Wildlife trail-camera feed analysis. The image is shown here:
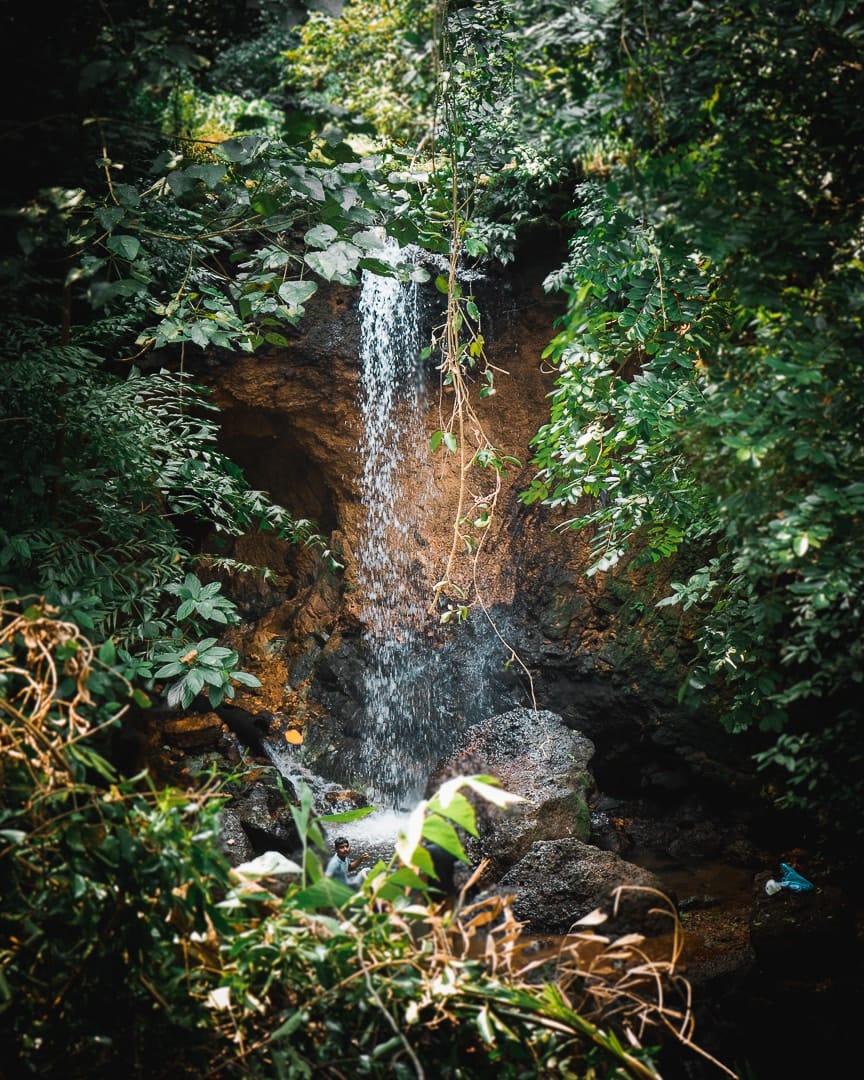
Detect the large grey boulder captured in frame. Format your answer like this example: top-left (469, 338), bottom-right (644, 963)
top-left (496, 838), bottom-right (666, 934)
top-left (426, 707), bottom-right (596, 879)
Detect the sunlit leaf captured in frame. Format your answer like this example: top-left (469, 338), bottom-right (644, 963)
top-left (294, 878), bottom-right (355, 909)
top-left (395, 800), bottom-right (427, 867)
top-left (420, 816), bottom-right (467, 861)
top-left (278, 280), bottom-right (318, 309)
top-left (427, 790), bottom-right (477, 835)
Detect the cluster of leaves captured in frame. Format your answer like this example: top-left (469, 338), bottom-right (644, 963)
top-left (515, 1), bottom-right (864, 835)
top-left (0, 318), bottom-right (316, 706)
top-left (150, 573), bottom-right (263, 709)
top-left (48, 124), bottom-right (429, 352)
top-left (434, 0), bottom-right (592, 260)
top-left (1, 600), bottom-right (726, 1078)
top-left (523, 183), bottom-right (723, 575)
top-left (1, 0), bottom-right (448, 721)
top-left (0, 599), bottom-right (239, 1075)
top-left (283, 0), bottom-right (439, 151)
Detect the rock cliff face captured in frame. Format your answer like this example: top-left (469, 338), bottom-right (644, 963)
top-left (188, 251), bottom-right (753, 812)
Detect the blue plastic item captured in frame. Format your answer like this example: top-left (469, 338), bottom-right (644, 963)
top-left (764, 862), bottom-right (816, 896)
top-left (778, 862), bottom-right (815, 892)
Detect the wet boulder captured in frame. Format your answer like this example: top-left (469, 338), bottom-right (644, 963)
top-left (228, 779), bottom-right (301, 857)
top-left (493, 837), bottom-right (666, 935)
top-left (217, 806), bottom-right (256, 867)
top-left (426, 707), bottom-right (596, 879)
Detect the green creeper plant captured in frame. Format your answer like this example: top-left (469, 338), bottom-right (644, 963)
top-left (140, 574), bottom-right (262, 709)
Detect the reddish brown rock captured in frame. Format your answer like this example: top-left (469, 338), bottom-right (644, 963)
top-left (160, 711), bottom-right (224, 750)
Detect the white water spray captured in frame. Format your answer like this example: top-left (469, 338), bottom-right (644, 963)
top-left (355, 250), bottom-right (444, 807)
top-left (356, 257), bottom-right (426, 638)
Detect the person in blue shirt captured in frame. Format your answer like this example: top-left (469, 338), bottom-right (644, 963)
top-left (325, 836), bottom-right (370, 886)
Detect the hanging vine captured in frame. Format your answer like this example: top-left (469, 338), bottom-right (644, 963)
top-left (424, 1), bottom-right (536, 702)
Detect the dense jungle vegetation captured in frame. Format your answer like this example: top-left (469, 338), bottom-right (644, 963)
top-left (1, 1), bottom-right (862, 1076)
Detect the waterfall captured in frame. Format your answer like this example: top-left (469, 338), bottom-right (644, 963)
top-left (261, 246), bottom-right (510, 814)
top-left (351, 247), bottom-right (513, 808)
top-left (356, 260), bottom-right (426, 641)
top-left (355, 254), bottom-right (440, 808)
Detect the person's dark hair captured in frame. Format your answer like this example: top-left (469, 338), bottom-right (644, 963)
top-left (334, 836), bottom-right (349, 847)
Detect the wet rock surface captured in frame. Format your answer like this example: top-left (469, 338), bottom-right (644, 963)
top-left (426, 707), bottom-right (596, 879)
top-left (493, 837), bottom-right (665, 934)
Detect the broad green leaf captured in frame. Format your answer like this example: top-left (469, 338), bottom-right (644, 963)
top-left (199, 646), bottom-right (233, 659)
top-left (186, 667), bottom-right (206, 696)
top-left (383, 865), bottom-right (429, 891)
top-left (476, 1004), bottom-right (495, 1044)
top-left (186, 163), bottom-right (226, 189)
top-left (278, 280), bottom-right (318, 308)
top-left (351, 228), bottom-right (387, 250)
top-left (165, 673), bottom-right (186, 708)
top-left (293, 878), bottom-right (354, 909)
top-left (304, 241), bottom-right (362, 284)
top-left (106, 235), bottom-right (141, 261)
top-left (153, 661), bottom-right (185, 679)
top-left (269, 1009), bottom-right (308, 1041)
top-left (95, 207), bottom-right (125, 230)
top-left (231, 671), bottom-right (263, 688)
top-left (213, 134), bottom-right (268, 163)
top-left (420, 816), bottom-right (466, 861)
top-left (318, 806), bottom-right (376, 823)
top-left (304, 223), bottom-right (338, 249)
top-left (427, 790), bottom-right (477, 836)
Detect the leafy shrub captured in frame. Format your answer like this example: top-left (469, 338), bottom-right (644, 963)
top-left (284, 0), bottom-right (438, 149)
top-left (0, 599), bottom-right (728, 1079)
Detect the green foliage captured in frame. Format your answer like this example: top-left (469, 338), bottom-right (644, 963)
top-left (284, 0), bottom-right (438, 149)
top-left (2, 602), bottom-right (700, 1078)
top-left (150, 571), bottom-right (264, 710)
top-left (436, 0), bottom-right (588, 259)
top-left (518, 1), bottom-right (864, 833)
top-left (164, 82), bottom-right (287, 144)
top-left (204, 3), bottom-right (297, 102)
top-left (523, 184), bottom-right (723, 574)
top-left (0, 599), bottom-right (234, 1072)
top-left (0, 325), bottom-right (317, 650)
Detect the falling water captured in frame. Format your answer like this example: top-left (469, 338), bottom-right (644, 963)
top-left (356, 258), bottom-right (426, 639)
top-left (355, 253), bottom-right (442, 808)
